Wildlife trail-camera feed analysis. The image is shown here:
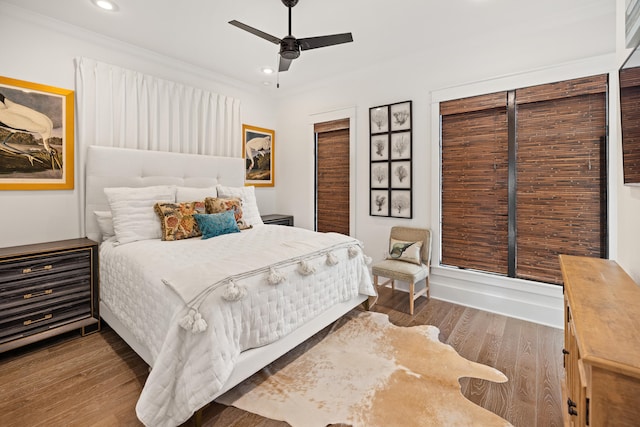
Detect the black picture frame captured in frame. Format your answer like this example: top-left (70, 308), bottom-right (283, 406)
top-left (390, 101), bottom-right (412, 131)
top-left (369, 105), bottom-right (389, 134)
top-left (369, 100), bottom-right (412, 218)
top-left (370, 189), bottom-right (389, 217)
top-left (371, 162), bottom-right (389, 188)
top-left (370, 134), bottom-right (389, 161)
top-left (390, 190), bottom-right (412, 218)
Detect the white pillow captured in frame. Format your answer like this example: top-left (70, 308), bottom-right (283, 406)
top-left (94, 210), bottom-right (115, 241)
top-left (216, 185), bottom-right (264, 226)
top-left (104, 185), bottom-right (177, 245)
top-left (176, 186), bottom-right (217, 202)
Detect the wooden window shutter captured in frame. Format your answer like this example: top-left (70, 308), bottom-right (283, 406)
top-left (315, 119), bottom-right (350, 235)
top-left (620, 66), bottom-right (640, 184)
top-left (440, 75), bottom-right (607, 285)
top-left (441, 92), bottom-right (510, 274)
top-left (515, 75), bottom-right (607, 284)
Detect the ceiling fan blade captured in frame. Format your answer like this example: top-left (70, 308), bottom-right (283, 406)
top-left (298, 33), bottom-right (353, 50)
top-left (279, 56), bottom-right (293, 72)
top-left (228, 20), bottom-right (281, 44)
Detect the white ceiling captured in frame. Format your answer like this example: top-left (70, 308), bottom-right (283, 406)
top-left (2, 0), bottom-right (616, 92)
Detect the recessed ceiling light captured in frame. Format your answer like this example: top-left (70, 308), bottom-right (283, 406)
top-left (92, 0), bottom-right (119, 11)
top-left (261, 67), bottom-right (274, 75)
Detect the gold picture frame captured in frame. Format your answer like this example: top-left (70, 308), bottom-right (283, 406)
top-left (242, 124), bottom-right (274, 187)
top-left (0, 76), bottom-right (74, 190)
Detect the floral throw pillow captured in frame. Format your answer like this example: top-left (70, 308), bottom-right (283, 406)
top-left (154, 201), bottom-right (206, 241)
top-left (204, 197), bottom-right (251, 230)
top-left (215, 185), bottom-right (264, 226)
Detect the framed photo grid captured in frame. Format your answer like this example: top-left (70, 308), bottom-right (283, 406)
top-left (369, 100), bottom-right (412, 218)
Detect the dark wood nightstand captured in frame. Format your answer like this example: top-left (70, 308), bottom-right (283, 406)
top-left (261, 214), bottom-right (294, 226)
top-left (0, 238), bottom-right (100, 353)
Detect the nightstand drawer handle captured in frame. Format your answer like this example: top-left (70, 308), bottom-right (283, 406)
top-left (23, 289), bottom-right (53, 299)
top-left (23, 313), bottom-right (53, 326)
top-left (22, 265), bottom-right (53, 274)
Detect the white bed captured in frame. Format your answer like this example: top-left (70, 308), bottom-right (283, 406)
top-left (84, 145), bottom-right (375, 427)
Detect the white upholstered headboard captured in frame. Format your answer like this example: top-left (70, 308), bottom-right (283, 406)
top-left (85, 145), bottom-right (244, 242)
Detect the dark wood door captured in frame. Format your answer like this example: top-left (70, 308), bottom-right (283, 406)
top-left (315, 119), bottom-right (350, 235)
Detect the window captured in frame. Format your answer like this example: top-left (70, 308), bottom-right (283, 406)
top-left (440, 75), bottom-right (607, 284)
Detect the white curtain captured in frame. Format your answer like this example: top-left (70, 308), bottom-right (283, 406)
top-left (75, 57), bottom-right (242, 235)
top-left (75, 57), bottom-right (241, 156)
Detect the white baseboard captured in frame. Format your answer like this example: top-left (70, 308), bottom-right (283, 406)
top-left (431, 266), bottom-right (564, 329)
top-left (389, 266), bottom-right (565, 329)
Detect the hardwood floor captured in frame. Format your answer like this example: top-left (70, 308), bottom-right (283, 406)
top-left (0, 287), bottom-right (564, 427)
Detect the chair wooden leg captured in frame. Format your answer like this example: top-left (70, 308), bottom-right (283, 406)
top-left (374, 275), bottom-right (378, 287)
top-left (391, 279), bottom-right (395, 292)
top-left (426, 277), bottom-right (430, 299)
top-left (409, 281), bottom-right (415, 315)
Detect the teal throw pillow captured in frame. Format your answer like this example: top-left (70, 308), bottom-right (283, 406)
top-left (194, 211), bottom-right (240, 239)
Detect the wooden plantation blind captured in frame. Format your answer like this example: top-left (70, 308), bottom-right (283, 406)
top-left (441, 92), bottom-right (509, 274)
top-left (315, 119), bottom-right (350, 235)
top-left (515, 75), bottom-right (607, 284)
top-left (619, 66), bottom-right (640, 184)
top-left (440, 75), bottom-right (607, 285)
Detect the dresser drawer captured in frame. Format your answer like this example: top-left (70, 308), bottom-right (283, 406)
top-left (0, 294), bottom-right (92, 344)
top-left (0, 250), bottom-right (91, 288)
top-left (0, 274), bottom-right (91, 309)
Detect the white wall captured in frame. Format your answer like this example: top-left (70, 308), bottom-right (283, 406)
top-left (0, 3), bottom-right (277, 248)
top-left (274, 7), bottom-right (622, 327)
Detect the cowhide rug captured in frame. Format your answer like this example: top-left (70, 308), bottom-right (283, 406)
top-left (217, 311), bottom-right (512, 427)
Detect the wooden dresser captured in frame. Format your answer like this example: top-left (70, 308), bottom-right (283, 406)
top-left (559, 255), bottom-right (640, 427)
top-left (0, 238), bottom-right (99, 353)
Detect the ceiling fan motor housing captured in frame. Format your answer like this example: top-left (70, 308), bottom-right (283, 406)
top-left (280, 36), bottom-right (301, 59)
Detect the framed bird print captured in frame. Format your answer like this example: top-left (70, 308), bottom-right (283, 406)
top-left (242, 124), bottom-right (275, 187)
top-left (0, 76), bottom-right (74, 190)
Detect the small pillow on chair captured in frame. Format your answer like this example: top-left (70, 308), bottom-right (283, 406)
top-left (388, 238), bottom-right (423, 265)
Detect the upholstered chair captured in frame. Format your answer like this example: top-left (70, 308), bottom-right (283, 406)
top-left (371, 226), bottom-right (432, 315)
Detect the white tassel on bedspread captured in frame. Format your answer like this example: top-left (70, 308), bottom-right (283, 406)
top-left (267, 267), bottom-right (286, 285)
top-left (222, 280), bottom-right (247, 302)
top-left (326, 252), bottom-right (339, 266)
top-left (297, 260), bottom-right (316, 275)
top-left (192, 312), bottom-right (207, 333)
top-left (179, 309), bottom-right (196, 331)
top-left (179, 309), bottom-right (209, 333)
top-left (348, 246), bottom-right (360, 258)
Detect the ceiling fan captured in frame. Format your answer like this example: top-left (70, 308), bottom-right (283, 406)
top-left (229, 0), bottom-right (353, 73)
